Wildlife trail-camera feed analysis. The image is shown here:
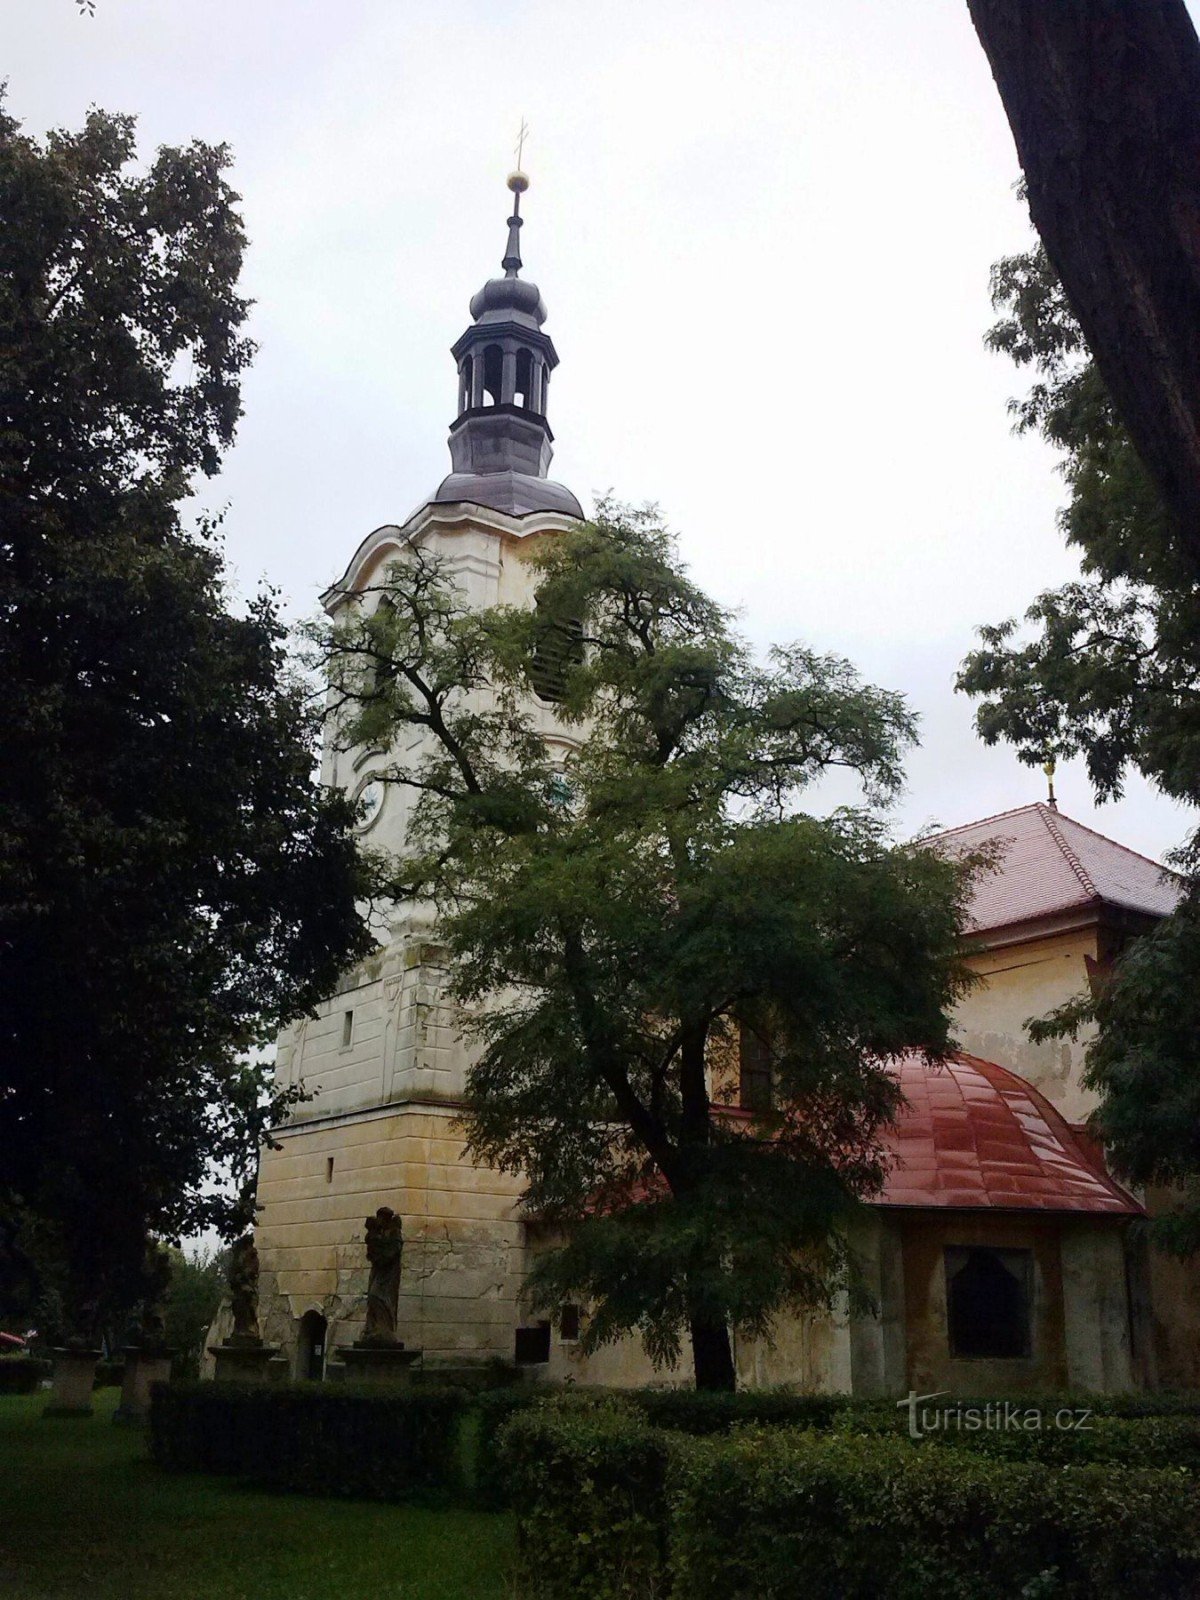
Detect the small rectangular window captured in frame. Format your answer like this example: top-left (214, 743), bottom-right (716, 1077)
top-left (945, 1246), bottom-right (1033, 1359)
top-left (739, 1023), bottom-right (773, 1113)
top-left (559, 1304), bottom-right (581, 1343)
top-left (325, 1157), bottom-right (335, 1185)
top-left (341, 1009), bottom-right (354, 1048)
top-left (514, 1323), bottom-right (551, 1364)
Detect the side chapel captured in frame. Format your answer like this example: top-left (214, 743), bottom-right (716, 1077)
top-left (238, 172), bottom-right (1200, 1395)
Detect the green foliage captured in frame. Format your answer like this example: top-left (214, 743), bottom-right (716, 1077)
top-left (1076, 904), bottom-right (1200, 1253)
top-left (149, 1382), bottom-right (467, 1502)
top-left (958, 228), bottom-right (1200, 1253)
top-left (499, 1403), bottom-right (670, 1599)
top-left (0, 98), bottom-right (372, 1337)
top-left (961, 237), bottom-right (1199, 803)
top-left (668, 1425), bottom-right (1200, 1600)
top-left (319, 502), bottom-right (977, 1385)
top-left (161, 1247), bottom-right (227, 1380)
top-left (496, 1404), bottom-right (1200, 1599)
top-left (469, 1387), bottom-right (540, 1510)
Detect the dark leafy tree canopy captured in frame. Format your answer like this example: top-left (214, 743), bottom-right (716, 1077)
top-left (960, 236), bottom-right (1200, 815)
top-left (958, 224), bottom-right (1200, 1252)
top-left (0, 99), bottom-right (371, 1335)
top-left (322, 504), bottom-right (975, 1387)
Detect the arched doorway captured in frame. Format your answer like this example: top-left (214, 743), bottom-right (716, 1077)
top-left (297, 1310), bottom-right (327, 1380)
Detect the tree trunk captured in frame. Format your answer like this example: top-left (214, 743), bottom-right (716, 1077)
top-left (689, 1313), bottom-right (736, 1392)
top-left (967, 0), bottom-right (1200, 574)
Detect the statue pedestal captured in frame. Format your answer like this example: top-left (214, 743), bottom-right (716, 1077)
top-left (114, 1347), bottom-right (174, 1424)
top-left (209, 1339), bottom-right (282, 1384)
top-left (44, 1348), bottom-right (101, 1418)
top-left (332, 1343), bottom-right (422, 1386)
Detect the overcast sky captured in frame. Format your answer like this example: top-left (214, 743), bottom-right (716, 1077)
top-left (9, 0), bottom-right (1196, 864)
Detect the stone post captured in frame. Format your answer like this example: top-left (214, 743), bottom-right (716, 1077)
top-left (114, 1347), bottom-right (174, 1424)
top-left (44, 1349), bottom-right (101, 1418)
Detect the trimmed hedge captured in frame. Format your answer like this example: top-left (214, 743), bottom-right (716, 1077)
top-left (501, 1403), bottom-right (670, 1600)
top-left (498, 1408), bottom-right (1200, 1600)
top-left (142, 1375), bottom-right (1200, 1525)
top-left (629, 1387), bottom-right (854, 1435)
top-left (670, 1426), bottom-right (1200, 1600)
top-left (461, 1386), bottom-right (1200, 1510)
top-left (0, 1356), bottom-right (51, 1394)
top-left (149, 1382), bottom-right (466, 1502)
top-left (471, 1386), bottom-right (541, 1509)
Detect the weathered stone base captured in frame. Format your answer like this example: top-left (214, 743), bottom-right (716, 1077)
top-left (209, 1341), bottom-right (283, 1384)
top-left (114, 1348), bottom-right (174, 1424)
top-left (331, 1344), bottom-right (422, 1385)
top-left (44, 1349), bottom-right (101, 1418)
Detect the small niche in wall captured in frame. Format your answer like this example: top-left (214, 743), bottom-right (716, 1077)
top-left (326, 1157), bottom-right (335, 1185)
top-left (341, 1009), bottom-right (354, 1048)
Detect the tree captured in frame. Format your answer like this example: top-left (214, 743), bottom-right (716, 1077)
top-left (958, 231), bottom-right (1200, 1251)
top-left (321, 504), bottom-right (974, 1389)
top-left (0, 100), bottom-right (372, 1339)
top-left (966, 0), bottom-right (1200, 575)
top-left (162, 1246), bottom-right (228, 1378)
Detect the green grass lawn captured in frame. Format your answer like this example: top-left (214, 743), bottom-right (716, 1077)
top-left (0, 1390), bottom-right (515, 1600)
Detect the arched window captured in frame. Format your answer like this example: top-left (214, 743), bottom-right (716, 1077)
top-left (297, 1310), bottom-right (327, 1380)
top-left (482, 344), bottom-right (503, 407)
top-left (459, 355), bottom-right (473, 414)
top-left (945, 1247), bottom-right (1032, 1359)
top-left (370, 596), bottom-right (397, 699)
top-left (515, 349), bottom-right (534, 410)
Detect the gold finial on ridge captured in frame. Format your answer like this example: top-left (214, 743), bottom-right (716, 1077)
top-left (1042, 757), bottom-right (1058, 810)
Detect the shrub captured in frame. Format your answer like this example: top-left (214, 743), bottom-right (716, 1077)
top-left (929, 1413), bottom-right (1200, 1470)
top-left (668, 1426), bottom-right (1200, 1600)
top-left (834, 1405), bottom-right (1200, 1470)
top-left (499, 1402), bottom-right (671, 1599)
top-left (470, 1387), bottom-right (541, 1508)
top-left (0, 1356), bottom-right (51, 1394)
top-left (149, 1382), bottom-right (466, 1502)
top-left (628, 1387), bottom-right (853, 1436)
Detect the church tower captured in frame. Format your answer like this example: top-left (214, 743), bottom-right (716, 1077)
top-left (246, 170), bottom-right (583, 1378)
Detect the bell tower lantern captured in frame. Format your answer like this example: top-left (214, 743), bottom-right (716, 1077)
top-left (434, 168), bottom-right (581, 518)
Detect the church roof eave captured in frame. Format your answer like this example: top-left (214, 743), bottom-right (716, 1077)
top-left (321, 498), bottom-right (583, 611)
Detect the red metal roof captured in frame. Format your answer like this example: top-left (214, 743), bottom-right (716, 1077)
top-left (877, 1052), bottom-right (1142, 1215)
top-left (928, 803), bottom-right (1181, 935)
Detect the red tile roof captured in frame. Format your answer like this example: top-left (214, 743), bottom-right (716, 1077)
top-left (927, 803), bottom-right (1181, 935)
top-left (878, 1052), bottom-right (1142, 1215)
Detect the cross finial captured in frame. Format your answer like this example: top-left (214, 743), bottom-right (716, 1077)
top-left (504, 121), bottom-right (531, 275)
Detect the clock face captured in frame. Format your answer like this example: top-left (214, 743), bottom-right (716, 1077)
top-left (355, 777), bottom-right (384, 831)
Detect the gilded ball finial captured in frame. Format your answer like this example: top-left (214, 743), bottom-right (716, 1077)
top-left (1042, 756), bottom-right (1058, 808)
top-left (507, 170), bottom-right (530, 195)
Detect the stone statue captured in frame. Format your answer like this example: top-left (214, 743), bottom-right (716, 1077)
top-left (137, 1242), bottom-right (172, 1351)
top-left (361, 1207), bottom-right (404, 1346)
top-left (228, 1233), bottom-right (261, 1345)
